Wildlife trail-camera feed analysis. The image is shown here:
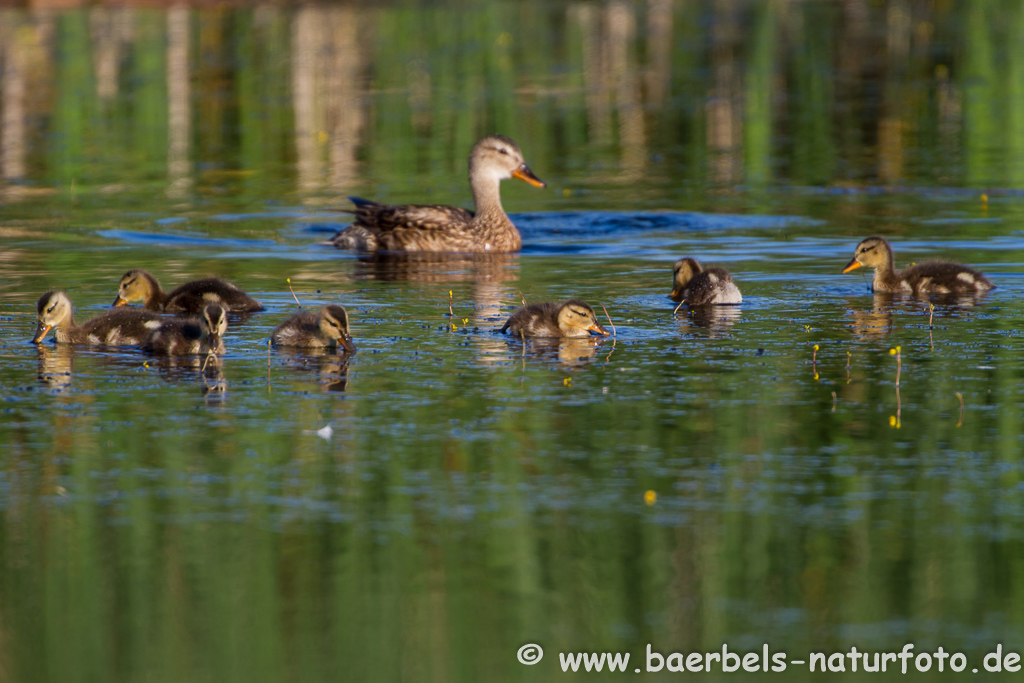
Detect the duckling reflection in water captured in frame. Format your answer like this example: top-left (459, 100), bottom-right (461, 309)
top-left (142, 304), bottom-right (227, 356)
top-left (114, 269), bottom-right (265, 314)
top-left (676, 305), bottom-right (742, 338)
top-left (32, 290), bottom-right (164, 345)
top-left (849, 294), bottom-right (895, 340)
top-left (36, 344), bottom-right (74, 389)
top-left (271, 305), bottom-right (356, 352)
top-left (842, 236), bottom-right (994, 297)
top-left (670, 258), bottom-right (742, 306)
top-left (274, 346), bottom-right (353, 392)
top-left (501, 299), bottom-right (610, 338)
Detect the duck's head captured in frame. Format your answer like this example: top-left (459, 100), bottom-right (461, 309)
top-left (557, 299), bottom-right (610, 338)
top-left (113, 269), bottom-right (160, 307)
top-left (671, 257), bottom-right (703, 299)
top-left (843, 236), bottom-right (893, 273)
top-left (469, 135), bottom-right (546, 189)
top-left (33, 290), bottom-right (73, 343)
top-left (201, 304), bottom-right (228, 345)
top-left (319, 305), bottom-right (357, 353)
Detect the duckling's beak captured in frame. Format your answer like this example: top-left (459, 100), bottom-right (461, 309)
top-left (842, 257), bottom-right (863, 274)
top-left (32, 322), bottom-right (52, 344)
top-left (339, 335), bottom-right (357, 354)
top-left (112, 295), bottom-right (128, 307)
top-left (670, 288), bottom-right (681, 300)
top-left (511, 164), bottom-right (546, 188)
top-left (207, 333), bottom-right (221, 347)
top-left (588, 323), bottom-right (611, 337)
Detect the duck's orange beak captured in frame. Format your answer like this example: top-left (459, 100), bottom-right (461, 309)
top-left (670, 289), bottom-right (681, 300)
top-left (32, 322), bottom-right (52, 344)
top-left (588, 323), bottom-right (611, 337)
top-left (511, 164), bottom-right (546, 188)
top-left (842, 258), bottom-right (863, 274)
top-left (339, 335), bottom-right (357, 354)
top-left (112, 295), bottom-right (128, 307)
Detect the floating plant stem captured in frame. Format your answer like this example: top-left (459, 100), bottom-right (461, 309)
top-left (518, 290), bottom-right (527, 306)
top-left (812, 344), bottom-right (819, 381)
top-left (890, 345), bottom-right (902, 387)
top-left (448, 290), bottom-right (454, 317)
top-left (928, 303), bottom-right (935, 329)
top-left (831, 391), bottom-right (837, 412)
top-left (956, 392), bottom-right (964, 428)
top-left (601, 304), bottom-right (616, 337)
top-left (672, 300), bottom-right (685, 316)
top-left (287, 278), bottom-right (302, 307)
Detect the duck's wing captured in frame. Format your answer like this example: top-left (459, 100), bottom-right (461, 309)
top-left (164, 278), bottom-right (264, 314)
top-left (902, 261), bottom-right (995, 295)
top-left (349, 197), bottom-right (475, 232)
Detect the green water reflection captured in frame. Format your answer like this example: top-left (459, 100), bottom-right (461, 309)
top-left (3, 2), bottom-right (1024, 682)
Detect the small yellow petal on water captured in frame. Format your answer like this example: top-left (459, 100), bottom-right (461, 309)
top-left (813, 344), bottom-right (819, 352)
top-left (563, 377), bottom-right (572, 387)
top-left (889, 415), bottom-right (897, 427)
top-left (890, 348), bottom-right (896, 355)
top-left (563, 188), bottom-right (571, 197)
top-left (317, 130), bottom-right (328, 144)
top-left (644, 490), bottom-right (657, 506)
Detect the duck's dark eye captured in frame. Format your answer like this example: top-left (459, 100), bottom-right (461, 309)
top-left (499, 148), bottom-right (508, 155)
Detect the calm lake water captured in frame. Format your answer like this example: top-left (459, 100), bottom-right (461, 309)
top-left (3, 1), bottom-right (1024, 680)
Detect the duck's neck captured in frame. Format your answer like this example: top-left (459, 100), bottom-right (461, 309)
top-left (55, 313), bottom-right (80, 343)
top-left (470, 174), bottom-right (508, 222)
top-left (873, 243), bottom-right (902, 292)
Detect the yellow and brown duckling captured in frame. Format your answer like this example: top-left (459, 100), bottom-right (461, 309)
top-left (32, 290), bottom-right (164, 345)
top-left (670, 258), bottom-right (742, 305)
top-left (271, 305), bottom-right (356, 353)
top-left (842, 236), bottom-right (994, 296)
top-left (142, 303), bottom-right (228, 356)
top-left (113, 269), bottom-right (264, 314)
top-left (501, 299), bottom-right (611, 338)
top-left (327, 135), bottom-right (545, 253)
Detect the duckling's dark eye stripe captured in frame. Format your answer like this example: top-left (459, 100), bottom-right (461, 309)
top-left (570, 308), bottom-right (587, 316)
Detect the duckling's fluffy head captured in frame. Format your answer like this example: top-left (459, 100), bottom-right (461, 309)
top-left (33, 290), bottom-right (73, 343)
top-left (671, 257), bottom-right (703, 298)
top-left (114, 269), bottom-right (161, 307)
top-left (318, 305), bottom-right (357, 353)
top-left (556, 299), bottom-right (611, 338)
top-left (201, 304), bottom-right (228, 342)
top-left (843, 236), bottom-right (893, 273)
top-left (468, 135), bottom-right (545, 188)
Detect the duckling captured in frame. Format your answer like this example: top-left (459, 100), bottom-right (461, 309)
top-left (142, 304), bottom-right (228, 356)
top-left (670, 258), bottom-right (742, 305)
top-left (842, 236), bottom-right (994, 296)
top-left (500, 299), bottom-right (611, 338)
top-left (327, 135), bottom-right (545, 253)
top-left (32, 290), bottom-right (165, 345)
top-left (271, 305), bottom-right (356, 353)
top-left (113, 269), bottom-right (264, 314)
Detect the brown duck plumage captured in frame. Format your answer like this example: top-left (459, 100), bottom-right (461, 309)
top-left (113, 269), bottom-right (264, 314)
top-left (271, 305), bottom-right (356, 353)
top-left (501, 298), bottom-right (611, 338)
top-left (327, 135), bottom-right (545, 253)
top-left (842, 236), bottom-right (994, 296)
top-left (670, 257), bottom-right (742, 305)
top-left (142, 304), bottom-right (228, 356)
top-left (32, 290), bottom-right (164, 345)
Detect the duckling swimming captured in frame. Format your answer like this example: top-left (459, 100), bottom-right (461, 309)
top-left (500, 299), bottom-right (610, 338)
top-left (670, 258), bottom-right (742, 305)
top-left (113, 269), bottom-right (264, 314)
top-left (271, 305), bottom-right (356, 353)
top-left (142, 303), bottom-right (227, 356)
top-left (327, 135), bottom-right (545, 253)
top-left (842, 236), bottom-right (994, 296)
top-left (32, 290), bottom-right (164, 345)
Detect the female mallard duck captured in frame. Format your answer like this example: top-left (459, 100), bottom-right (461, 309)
top-left (113, 269), bottom-right (264, 314)
top-left (842, 236), bottom-right (994, 296)
top-left (32, 290), bottom-right (164, 345)
top-left (327, 135), bottom-right (545, 253)
top-left (271, 305), bottom-right (356, 353)
top-left (142, 303), bottom-right (227, 355)
top-left (500, 299), bottom-right (611, 338)
top-left (670, 258), bottom-right (742, 305)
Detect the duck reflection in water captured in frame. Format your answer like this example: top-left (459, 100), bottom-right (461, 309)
top-left (507, 336), bottom-right (610, 369)
top-left (849, 294), bottom-right (895, 340)
top-left (674, 305), bottom-right (742, 338)
top-left (36, 344), bottom-right (74, 389)
top-left (273, 347), bottom-right (352, 392)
